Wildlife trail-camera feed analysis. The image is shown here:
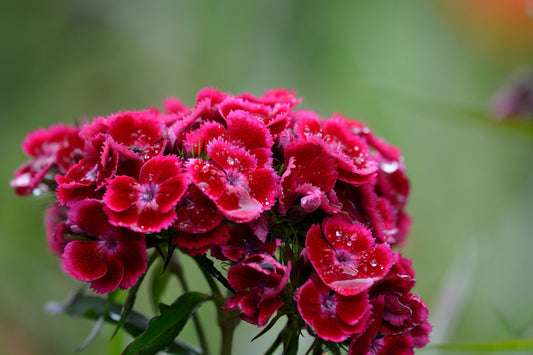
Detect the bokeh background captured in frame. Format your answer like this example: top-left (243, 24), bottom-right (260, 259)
top-left (1, 1), bottom-right (533, 354)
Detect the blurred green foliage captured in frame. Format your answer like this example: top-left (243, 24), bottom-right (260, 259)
top-left (1, 1), bottom-right (532, 354)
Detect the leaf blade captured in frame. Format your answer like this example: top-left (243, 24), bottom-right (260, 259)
top-left (122, 292), bottom-right (211, 355)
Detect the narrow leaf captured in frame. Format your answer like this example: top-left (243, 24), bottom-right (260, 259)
top-left (282, 328), bottom-right (299, 355)
top-left (122, 292), bottom-right (211, 355)
top-left (77, 315), bottom-right (105, 351)
top-left (112, 252), bottom-right (158, 338)
top-left (150, 261), bottom-right (172, 313)
top-left (46, 292), bottom-right (202, 355)
top-left (193, 254), bottom-right (235, 293)
top-left (251, 313), bottom-right (283, 342)
top-left (431, 337), bottom-right (533, 351)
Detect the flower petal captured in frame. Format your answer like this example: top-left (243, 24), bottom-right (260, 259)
top-left (104, 176), bottom-right (140, 212)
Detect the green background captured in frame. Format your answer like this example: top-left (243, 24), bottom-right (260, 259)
top-left (1, 1), bottom-right (532, 354)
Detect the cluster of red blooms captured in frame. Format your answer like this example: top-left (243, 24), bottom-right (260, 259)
top-left (12, 88), bottom-right (431, 354)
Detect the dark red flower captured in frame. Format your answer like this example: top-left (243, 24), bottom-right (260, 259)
top-left (44, 204), bottom-right (70, 256)
top-left (210, 223), bottom-right (280, 262)
top-left (174, 223), bottom-right (231, 256)
top-left (349, 297), bottom-right (421, 355)
top-left (224, 254), bottom-right (291, 326)
top-left (104, 155), bottom-right (189, 232)
top-left (174, 184), bottom-right (223, 233)
top-left (306, 215), bottom-right (394, 296)
top-left (296, 275), bottom-right (370, 342)
top-left (61, 199), bottom-right (146, 294)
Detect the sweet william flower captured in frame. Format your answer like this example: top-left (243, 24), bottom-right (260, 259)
top-left (12, 87), bottom-right (431, 355)
top-left (296, 275), bottom-right (370, 342)
top-left (104, 155), bottom-right (189, 233)
top-left (11, 124), bottom-right (84, 195)
top-left (187, 138), bottom-right (278, 223)
top-left (62, 199), bottom-right (146, 294)
top-left (306, 214), bottom-right (394, 296)
top-left (224, 254), bottom-right (291, 326)
top-left (279, 138), bottom-right (339, 214)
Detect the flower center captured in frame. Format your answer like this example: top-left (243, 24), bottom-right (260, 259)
top-left (321, 293), bottom-right (337, 314)
top-left (140, 183), bottom-right (158, 203)
top-left (335, 249), bottom-right (355, 266)
top-left (225, 169), bottom-right (242, 186)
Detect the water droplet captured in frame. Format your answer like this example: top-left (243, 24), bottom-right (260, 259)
top-left (350, 234), bottom-right (357, 241)
top-left (346, 241), bottom-right (352, 246)
top-left (370, 259), bottom-right (378, 267)
top-left (227, 157), bottom-right (235, 165)
top-left (380, 161), bottom-right (399, 174)
top-left (335, 230), bottom-right (342, 237)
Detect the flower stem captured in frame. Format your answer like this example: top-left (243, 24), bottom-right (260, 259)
top-left (168, 255), bottom-right (211, 355)
top-left (216, 296), bottom-right (240, 355)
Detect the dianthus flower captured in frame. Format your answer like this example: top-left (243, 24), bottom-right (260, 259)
top-left (224, 254), bottom-right (291, 326)
top-left (12, 87), bottom-right (431, 355)
top-left (61, 199), bottom-right (147, 294)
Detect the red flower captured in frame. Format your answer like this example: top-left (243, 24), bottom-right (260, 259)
top-left (279, 138), bottom-right (339, 214)
top-left (210, 223), bottom-right (280, 262)
top-left (187, 139), bottom-right (277, 223)
top-left (306, 215), bottom-right (394, 296)
top-left (295, 114), bottom-right (378, 185)
top-left (224, 254), bottom-right (291, 326)
top-left (296, 276), bottom-right (370, 342)
top-left (11, 124), bottom-right (83, 195)
top-left (174, 223), bottom-right (231, 256)
top-left (104, 155), bottom-right (189, 232)
top-left (61, 200), bottom-right (146, 294)
top-left (348, 297), bottom-right (425, 355)
top-left (44, 204), bottom-right (69, 256)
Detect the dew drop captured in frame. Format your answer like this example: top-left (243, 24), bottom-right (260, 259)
top-left (370, 259), bottom-right (378, 267)
top-left (380, 161), bottom-right (399, 174)
top-left (346, 241), bottom-right (352, 247)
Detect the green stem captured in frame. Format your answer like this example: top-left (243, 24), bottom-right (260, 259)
top-left (168, 255), bottom-right (211, 355)
top-left (216, 293), bottom-right (240, 355)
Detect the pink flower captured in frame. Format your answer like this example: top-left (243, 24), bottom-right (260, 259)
top-left (296, 276), bottom-right (370, 342)
top-left (11, 124), bottom-right (83, 195)
top-left (224, 254), bottom-right (291, 326)
top-left (306, 215), bottom-right (394, 296)
top-left (62, 199), bottom-right (146, 294)
top-left (187, 139), bottom-right (277, 223)
top-left (104, 155), bottom-right (189, 232)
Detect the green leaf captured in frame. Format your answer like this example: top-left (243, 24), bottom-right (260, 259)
top-left (150, 261), bottom-right (172, 313)
top-left (122, 292), bottom-right (211, 355)
top-left (193, 254), bottom-right (235, 294)
top-left (431, 338), bottom-right (533, 351)
top-left (46, 292), bottom-right (203, 355)
top-left (251, 313), bottom-right (283, 342)
top-left (282, 328), bottom-right (299, 355)
top-left (112, 252), bottom-right (158, 339)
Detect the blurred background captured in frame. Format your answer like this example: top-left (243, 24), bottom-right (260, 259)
top-left (1, 0), bottom-right (533, 354)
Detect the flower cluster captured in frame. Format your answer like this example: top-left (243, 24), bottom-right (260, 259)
top-left (12, 88), bottom-right (431, 354)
